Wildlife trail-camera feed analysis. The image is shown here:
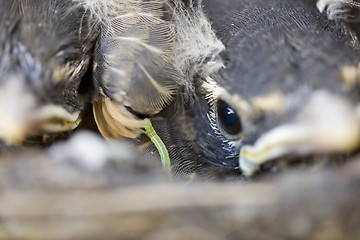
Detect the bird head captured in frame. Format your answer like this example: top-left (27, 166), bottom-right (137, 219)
top-left (0, 0), bottom-right (98, 145)
top-left (199, 0), bottom-right (360, 177)
top-left (146, 0), bottom-right (360, 179)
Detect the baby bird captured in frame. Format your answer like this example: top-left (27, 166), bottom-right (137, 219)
top-left (0, 0), bottom-right (98, 145)
top-left (142, 0), bottom-right (360, 178)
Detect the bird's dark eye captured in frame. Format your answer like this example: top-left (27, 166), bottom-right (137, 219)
top-left (216, 99), bottom-right (242, 137)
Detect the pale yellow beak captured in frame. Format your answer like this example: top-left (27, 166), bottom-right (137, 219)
top-left (0, 80), bottom-right (81, 145)
top-left (239, 90), bottom-right (360, 176)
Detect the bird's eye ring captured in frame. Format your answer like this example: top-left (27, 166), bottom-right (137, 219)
top-left (216, 99), bottom-right (242, 138)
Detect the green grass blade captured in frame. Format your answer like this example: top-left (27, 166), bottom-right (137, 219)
top-left (144, 119), bottom-right (172, 177)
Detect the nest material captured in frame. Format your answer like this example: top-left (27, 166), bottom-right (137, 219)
top-left (0, 147), bottom-right (359, 239)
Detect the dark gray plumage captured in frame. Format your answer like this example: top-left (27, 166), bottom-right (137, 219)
top-left (0, 0), bottom-right (98, 145)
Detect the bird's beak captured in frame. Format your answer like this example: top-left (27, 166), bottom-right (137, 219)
top-left (239, 90), bottom-right (360, 176)
top-left (0, 80), bottom-right (81, 145)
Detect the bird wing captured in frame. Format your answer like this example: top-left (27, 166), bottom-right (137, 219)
top-left (90, 1), bottom-right (183, 138)
top-left (90, 0), bottom-right (224, 139)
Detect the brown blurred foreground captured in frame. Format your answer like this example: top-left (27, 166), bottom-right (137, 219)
top-left (0, 142), bottom-right (359, 240)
